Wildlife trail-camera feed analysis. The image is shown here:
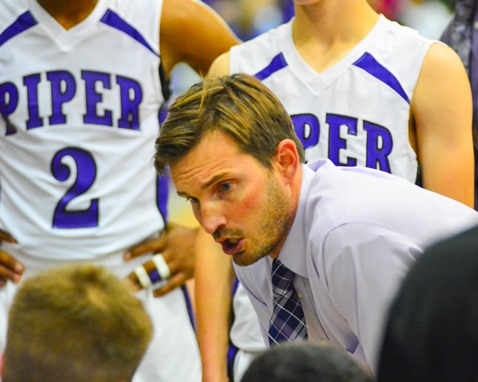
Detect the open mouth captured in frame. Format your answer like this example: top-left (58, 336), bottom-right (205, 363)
top-left (221, 238), bottom-right (244, 255)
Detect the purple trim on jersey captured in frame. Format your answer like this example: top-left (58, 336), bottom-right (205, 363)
top-left (181, 285), bottom-right (197, 331)
top-left (227, 344), bottom-right (240, 381)
top-left (227, 278), bottom-right (241, 381)
top-left (156, 175), bottom-right (169, 224)
top-left (232, 278), bottom-right (240, 295)
top-left (255, 53), bottom-right (288, 81)
top-left (353, 52), bottom-right (410, 104)
top-left (0, 11), bottom-right (37, 47)
top-left (100, 9), bottom-right (159, 57)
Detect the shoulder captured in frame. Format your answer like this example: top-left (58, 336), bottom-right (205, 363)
top-left (421, 41), bottom-right (466, 74)
top-left (0, 0), bottom-right (29, 28)
top-left (368, 16), bottom-right (434, 58)
top-left (229, 23), bottom-right (288, 74)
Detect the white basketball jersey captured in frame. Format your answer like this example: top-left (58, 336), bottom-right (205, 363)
top-left (0, 0), bottom-right (166, 260)
top-left (230, 15), bottom-right (435, 182)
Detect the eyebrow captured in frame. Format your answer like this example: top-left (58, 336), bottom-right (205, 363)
top-left (176, 173), bottom-right (229, 199)
top-left (202, 174), bottom-right (226, 190)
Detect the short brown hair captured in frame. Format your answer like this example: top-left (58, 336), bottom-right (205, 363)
top-left (155, 73), bottom-right (305, 174)
top-left (3, 264), bottom-right (153, 382)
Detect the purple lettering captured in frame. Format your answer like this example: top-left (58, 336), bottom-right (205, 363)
top-left (47, 71), bottom-right (76, 125)
top-left (82, 70), bottom-right (113, 127)
top-left (327, 114), bottom-right (358, 166)
top-left (116, 75), bottom-right (142, 130)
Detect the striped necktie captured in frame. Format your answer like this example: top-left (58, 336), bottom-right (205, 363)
top-left (268, 259), bottom-right (308, 345)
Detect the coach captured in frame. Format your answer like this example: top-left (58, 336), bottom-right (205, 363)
top-left (153, 73), bottom-right (478, 374)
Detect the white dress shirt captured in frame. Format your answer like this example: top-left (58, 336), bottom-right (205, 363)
top-left (234, 159), bottom-right (478, 372)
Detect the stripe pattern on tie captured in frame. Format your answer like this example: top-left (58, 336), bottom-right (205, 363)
top-left (268, 259), bottom-right (307, 346)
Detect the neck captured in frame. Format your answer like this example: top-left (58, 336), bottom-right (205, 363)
top-left (293, 0), bottom-right (379, 40)
top-left (36, 0), bottom-right (99, 29)
top-left (292, 0), bottom-right (379, 72)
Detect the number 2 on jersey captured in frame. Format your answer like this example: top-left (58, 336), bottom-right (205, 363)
top-left (50, 147), bottom-right (99, 229)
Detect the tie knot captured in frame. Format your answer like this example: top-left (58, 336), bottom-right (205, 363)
top-left (271, 259), bottom-right (295, 293)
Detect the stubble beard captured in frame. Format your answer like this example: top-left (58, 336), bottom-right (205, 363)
top-left (233, 178), bottom-right (295, 267)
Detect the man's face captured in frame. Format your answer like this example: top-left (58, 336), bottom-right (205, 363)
top-left (171, 130), bottom-right (295, 266)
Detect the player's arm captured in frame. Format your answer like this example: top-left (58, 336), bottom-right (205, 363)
top-left (412, 42), bottom-right (474, 207)
top-left (160, 0), bottom-right (240, 77)
top-left (195, 228), bottom-right (235, 382)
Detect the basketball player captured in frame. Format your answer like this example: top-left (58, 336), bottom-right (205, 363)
top-left (0, 0), bottom-right (239, 381)
top-left (195, 0), bottom-right (474, 381)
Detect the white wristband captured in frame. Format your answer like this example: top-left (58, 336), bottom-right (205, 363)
top-left (152, 253), bottom-right (171, 280)
top-left (134, 265), bottom-right (152, 289)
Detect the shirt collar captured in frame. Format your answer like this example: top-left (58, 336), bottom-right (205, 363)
top-left (276, 162), bottom-right (324, 277)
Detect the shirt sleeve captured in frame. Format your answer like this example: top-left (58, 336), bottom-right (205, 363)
top-left (321, 222), bottom-right (422, 371)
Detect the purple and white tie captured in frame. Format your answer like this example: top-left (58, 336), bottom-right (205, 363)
top-left (268, 259), bottom-right (308, 346)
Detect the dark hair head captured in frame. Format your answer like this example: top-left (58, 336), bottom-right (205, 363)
top-left (241, 342), bottom-right (374, 382)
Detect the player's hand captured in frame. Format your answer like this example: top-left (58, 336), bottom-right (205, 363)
top-left (124, 223), bottom-right (198, 297)
top-left (0, 229), bottom-right (24, 287)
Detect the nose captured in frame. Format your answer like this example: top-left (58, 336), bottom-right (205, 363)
top-left (197, 202), bottom-right (227, 235)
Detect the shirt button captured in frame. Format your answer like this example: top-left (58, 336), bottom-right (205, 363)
top-left (297, 291), bottom-right (303, 299)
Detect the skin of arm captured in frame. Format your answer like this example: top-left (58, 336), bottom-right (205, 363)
top-left (411, 42), bottom-right (475, 207)
top-left (160, 0), bottom-right (240, 77)
top-left (195, 228), bottom-right (236, 382)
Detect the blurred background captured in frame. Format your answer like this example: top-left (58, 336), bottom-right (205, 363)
top-left (203, 0), bottom-right (454, 41)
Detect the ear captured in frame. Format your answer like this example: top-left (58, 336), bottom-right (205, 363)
top-left (274, 139), bottom-right (300, 183)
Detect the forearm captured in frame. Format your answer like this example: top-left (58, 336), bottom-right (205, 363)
top-left (195, 228), bottom-right (234, 382)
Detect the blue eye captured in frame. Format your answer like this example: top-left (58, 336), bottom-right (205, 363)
top-left (219, 183), bottom-right (232, 193)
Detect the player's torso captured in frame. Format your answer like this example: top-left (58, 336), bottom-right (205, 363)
top-left (0, 0), bottom-right (167, 260)
top-left (230, 16), bottom-right (434, 182)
